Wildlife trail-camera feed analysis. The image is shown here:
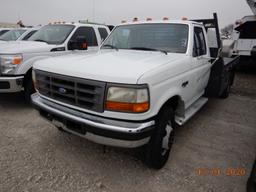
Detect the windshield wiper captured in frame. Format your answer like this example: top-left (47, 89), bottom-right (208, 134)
top-left (34, 39), bottom-right (48, 43)
top-left (130, 47), bottom-right (168, 55)
top-left (102, 44), bottom-right (119, 51)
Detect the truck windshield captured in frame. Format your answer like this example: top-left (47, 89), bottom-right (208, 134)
top-left (0, 29), bottom-right (26, 41)
top-left (102, 24), bottom-right (189, 53)
top-left (29, 25), bottom-right (75, 45)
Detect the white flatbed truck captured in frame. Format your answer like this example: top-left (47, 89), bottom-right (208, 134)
top-left (32, 13), bottom-right (239, 169)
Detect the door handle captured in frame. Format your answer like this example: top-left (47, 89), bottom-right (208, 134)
top-left (182, 81), bottom-right (189, 88)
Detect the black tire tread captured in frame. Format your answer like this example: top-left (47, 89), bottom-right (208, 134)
top-left (145, 106), bottom-right (175, 169)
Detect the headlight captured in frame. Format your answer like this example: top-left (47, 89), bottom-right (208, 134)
top-left (0, 54), bottom-right (23, 74)
top-left (105, 85), bottom-right (149, 113)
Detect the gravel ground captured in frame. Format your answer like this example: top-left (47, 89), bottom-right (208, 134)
top-left (0, 67), bottom-right (256, 192)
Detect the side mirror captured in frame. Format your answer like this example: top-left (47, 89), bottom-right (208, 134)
top-left (68, 36), bottom-right (88, 50)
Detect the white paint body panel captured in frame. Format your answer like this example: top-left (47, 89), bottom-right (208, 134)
top-left (235, 39), bottom-right (256, 56)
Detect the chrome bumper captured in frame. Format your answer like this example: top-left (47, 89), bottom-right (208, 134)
top-left (31, 93), bottom-right (155, 148)
top-left (0, 76), bottom-right (24, 93)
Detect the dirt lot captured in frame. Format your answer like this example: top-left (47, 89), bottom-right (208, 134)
top-left (0, 67), bottom-right (256, 192)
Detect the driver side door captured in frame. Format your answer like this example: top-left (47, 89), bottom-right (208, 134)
top-left (190, 26), bottom-right (212, 101)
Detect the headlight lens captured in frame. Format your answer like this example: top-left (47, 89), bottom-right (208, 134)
top-left (0, 54), bottom-right (23, 74)
top-left (106, 86), bottom-right (149, 113)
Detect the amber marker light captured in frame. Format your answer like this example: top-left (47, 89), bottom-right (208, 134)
top-left (106, 101), bottom-right (149, 113)
top-left (13, 56), bottom-right (23, 65)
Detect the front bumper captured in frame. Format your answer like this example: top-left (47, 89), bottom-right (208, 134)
top-left (0, 75), bottom-right (24, 93)
top-left (31, 93), bottom-right (155, 148)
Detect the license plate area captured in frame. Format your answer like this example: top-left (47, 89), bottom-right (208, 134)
top-left (39, 109), bottom-right (86, 135)
top-left (65, 120), bottom-right (86, 135)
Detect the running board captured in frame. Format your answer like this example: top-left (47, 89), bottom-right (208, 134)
top-left (175, 97), bottom-right (208, 126)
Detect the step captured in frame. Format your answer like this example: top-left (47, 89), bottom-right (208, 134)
top-left (175, 97), bottom-right (208, 126)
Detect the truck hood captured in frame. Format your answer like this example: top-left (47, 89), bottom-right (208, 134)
top-left (34, 50), bottom-right (188, 84)
top-left (0, 41), bottom-right (57, 54)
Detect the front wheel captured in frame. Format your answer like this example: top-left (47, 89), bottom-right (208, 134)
top-left (145, 107), bottom-right (175, 169)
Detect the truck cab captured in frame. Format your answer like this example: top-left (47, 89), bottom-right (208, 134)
top-left (32, 14), bottom-right (238, 169)
top-left (0, 22), bottom-right (110, 101)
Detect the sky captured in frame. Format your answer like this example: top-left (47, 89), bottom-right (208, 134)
top-left (0, 0), bottom-right (253, 28)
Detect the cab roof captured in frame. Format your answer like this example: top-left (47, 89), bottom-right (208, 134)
top-left (48, 22), bottom-right (108, 28)
top-left (117, 20), bottom-right (202, 26)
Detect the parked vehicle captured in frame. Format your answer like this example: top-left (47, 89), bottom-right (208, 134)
top-left (0, 22), bottom-right (110, 101)
top-left (232, 0), bottom-right (256, 60)
top-left (0, 28), bottom-right (39, 43)
top-left (31, 13), bottom-right (239, 169)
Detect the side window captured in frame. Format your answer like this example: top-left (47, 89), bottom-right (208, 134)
top-left (69, 27), bottom-right (98, 47)
top-left (98, 27), bottom-right (108, 42)
top-left (193, 27), bottom-right (207, 57)
top-left (22, 30), bottom-right (37, 40)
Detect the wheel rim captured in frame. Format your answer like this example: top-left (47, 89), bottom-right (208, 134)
top-left (161, 120), bottom-right (174, 156)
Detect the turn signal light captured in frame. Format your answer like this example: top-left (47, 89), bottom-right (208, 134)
top-left (163, 17), bottom-right (169, 21)
top-left (13, 57), bottom-right (22, 65)
top-left (182, 17), bottom-right (188, 21)
top-left (133, 17), bottom-right (139, 22)
top-left (106, 101), bottom-right (149, 113)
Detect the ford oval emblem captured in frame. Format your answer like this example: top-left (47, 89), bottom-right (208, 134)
top-left (58, 87), bottom-right (67, 94)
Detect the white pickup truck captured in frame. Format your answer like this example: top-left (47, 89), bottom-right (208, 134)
top-left (0, 23), bottom-right (110, 101)
top-left (32, 14), bottom-right (239, 169)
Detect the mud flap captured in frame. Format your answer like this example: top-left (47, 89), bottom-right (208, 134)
top-left (204, 58), bottom-right (225, 97)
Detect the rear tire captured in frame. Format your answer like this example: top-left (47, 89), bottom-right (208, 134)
top-left (220, 71), bottom-right (232, 99)
top-left (145, 106), bottom-right (175, 169)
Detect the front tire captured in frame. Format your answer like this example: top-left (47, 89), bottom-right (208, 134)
top-left (24, 71), bottom-right (35, 103)
top-left (145, 106), bottom-right (175, 169)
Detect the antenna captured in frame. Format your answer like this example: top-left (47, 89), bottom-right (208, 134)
top-left (92, 0), bottom-right (96, 22)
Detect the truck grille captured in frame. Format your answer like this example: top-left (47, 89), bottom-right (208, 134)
top-left (35, 70), bottom-right (106, 112)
